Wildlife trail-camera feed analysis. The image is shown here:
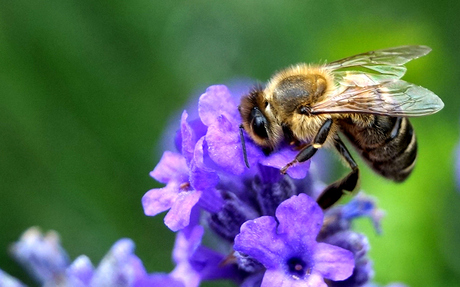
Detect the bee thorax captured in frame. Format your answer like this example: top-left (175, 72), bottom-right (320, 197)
top-left (288, 114), bottom-right (333, 144)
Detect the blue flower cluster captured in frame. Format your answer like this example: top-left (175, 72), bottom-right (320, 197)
top-left (0, 227), bottom-right (171, 287)
top-left (1, 85), bottom-right (407, 287)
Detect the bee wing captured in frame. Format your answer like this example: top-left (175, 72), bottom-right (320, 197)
top-left (311, 79), bottom-right (444, 117)
top-left (333, 70), bottom-right (403, 87)
top-left (326, 45), bottom-right (431, 78)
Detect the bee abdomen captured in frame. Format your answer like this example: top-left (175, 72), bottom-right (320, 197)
top-left (340, 116), bottom-right (417, 182)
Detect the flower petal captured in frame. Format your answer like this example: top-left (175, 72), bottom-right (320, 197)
top-left (262, 268), bottom-right (327, 287)
top-left (275, 194), bottom-right (323, 241)
top-left (180, 111), bottom-right (207, 164)
top-left (190, 246), bottom-right (239, 281)
top-left (91, 239), bottom-right (147, 286)
top-left (67, 255), bottom-right (94, 286)
top-left (142, 183), bottom-right (179, 216)
top-left (234, 216), bottom-right (284, 268)
top-left (134, 273), bottom-right (185, 287)
top-left (190, 137), bottom-right (219, 191)
top-left (180, 111), bottom-right (195, 163)
top-left (171, 226), bottom-right (205, 287)
top-left (165, 190), bottom-right (202, 231)
top-left (206, 115), bottom-right (248, 174)
top-left (0, 269), bottom-right (26, 287)
top-left (198, 85), bottom-right (240, 127)
top-left (172, 225), bottom-right (204, 264)
top-left (320, 231), bottom-right (372, 286)
top-left (341, 193), bottom-right (385, 234)
top-left (10, 227), bottom-right (69, 284)
top-left (150, 151), bottom-right (188, 184)
top-left (189, 137), bottom-right (224, 212)
top-left (313, 243), bottom-right (354, 281)
top-left (261, 146), bottom-right (310, 179)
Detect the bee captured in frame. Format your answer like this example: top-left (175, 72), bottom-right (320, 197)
top-left (238, 45), bottom-right (444, 209)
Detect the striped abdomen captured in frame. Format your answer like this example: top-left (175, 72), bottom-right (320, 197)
top-left (338, 115), bottom-right (417, 182)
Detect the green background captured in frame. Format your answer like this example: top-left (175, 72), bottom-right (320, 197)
top-left (1, 1), bottom-right (459, 286)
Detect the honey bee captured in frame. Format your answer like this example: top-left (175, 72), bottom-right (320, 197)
top-left (238, 45), bottom-right (444, 209)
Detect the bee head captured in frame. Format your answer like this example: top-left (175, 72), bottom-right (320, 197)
top-left (239, 87), bottom-right (282, 149)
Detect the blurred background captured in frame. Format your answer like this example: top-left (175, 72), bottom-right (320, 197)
top-left (0, 0), bottom-right (459, 286)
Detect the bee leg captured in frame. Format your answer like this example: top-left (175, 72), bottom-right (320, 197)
top-left (280, 119), bottom-right (332, 174)
top-left (316, 136), bottom-right (359, 209)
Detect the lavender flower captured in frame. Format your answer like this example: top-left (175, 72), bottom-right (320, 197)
top-left (142, 112), bottom-right (223, 231)
top-left (318, 193), bottom-right (385, 241)
top-left (195, 85), bottom-right (310, 179)
top-left (318, 193), bottom-right (386, 287)
top-left (143, 85), bottom-right (311, 233)
top-left (321, 231), bottom-right (371, 287)
top-left (9, 227), bottom-right (69, 285)
top-left (234, 193), bottom-right (354, 287)
top-left (140, 84), bottom-right (404, 286)
top-left (2, 227), bottom-right (175, 287)
top-left (169, 224), bottom-right (241, 287)
top-left (0, 269), bottom-right (26, 287)
top-left (2, 84), bottom-right (410, 287)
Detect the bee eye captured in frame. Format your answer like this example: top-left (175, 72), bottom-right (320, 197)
top-left (250, 108), bottom-right (269, 139)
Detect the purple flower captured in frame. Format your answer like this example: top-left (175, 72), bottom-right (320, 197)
top-left (199, 85), bottom-right (310, 178)
top-left (9, 227), bottom-right (69, 285)
top-left (1, 83), bottom-right (410, 287)
top-left (134, 274), bottom-right (185, 287)
top-left (142, 150), bottom-right (205, 231)
top-left (6, 227), bottom-right (165, 287)
top-left (0, 269), bottom-right (26, 287)
top-left (322, 231), bottom-right (372, 287)
top-left (142, 112), bottom-right (223, 231)
top-left (316, 193), bottom-right (384, 287)
top-left (144, 84), bottom-right (312, 232)
top-left (234, 193), bottom-right (354, 287)
top-left (318, 193), bottom-right (385, 241)
top-left (143, 84), bottom-right (383, 286)
top-left (198, 85), bottom-right (262, 175)
top-left (88, 239), bottom-right (147, 286)
top-left (169, 225), bottom-right (241, 287)
top-left (340, 193), bottom-right (385, 234)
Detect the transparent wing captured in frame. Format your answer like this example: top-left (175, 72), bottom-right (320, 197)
top-left (333, 70), bottom-right (403, 87)
top-left (311, 79), bottom-right (444, 117)
top-left (326, 45), bottom-right (431, 78)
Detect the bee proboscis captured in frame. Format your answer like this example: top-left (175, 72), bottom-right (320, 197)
top-left (239, 45), bottom-right (444, 209)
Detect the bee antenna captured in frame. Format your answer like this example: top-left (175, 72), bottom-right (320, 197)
top-left (239, 124), bottom-right (250, 168)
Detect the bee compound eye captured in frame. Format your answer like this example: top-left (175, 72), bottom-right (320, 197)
top-left (252, 115), bottom-right (269, 139)
top-left (249, 107), bottom-right (269, 139)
